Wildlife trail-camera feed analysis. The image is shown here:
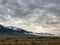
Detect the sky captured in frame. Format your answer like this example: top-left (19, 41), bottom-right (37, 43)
top-left (0, 0), bottom-right (60, 36)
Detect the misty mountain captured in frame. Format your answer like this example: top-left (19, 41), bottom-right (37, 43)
top-left (0, 24), bottom-right (33, 36)
top-left (0, 24), bottom-right (55, 36)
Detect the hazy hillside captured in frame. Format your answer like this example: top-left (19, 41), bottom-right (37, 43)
top-left (0, 24), bottom-right (55, 37)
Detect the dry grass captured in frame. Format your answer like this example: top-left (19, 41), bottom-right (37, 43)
top-left (0, 36), bottom-right (60, 45)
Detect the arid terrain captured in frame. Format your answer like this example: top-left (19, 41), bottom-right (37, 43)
top-left (0, 36), bottom-right (60, 45)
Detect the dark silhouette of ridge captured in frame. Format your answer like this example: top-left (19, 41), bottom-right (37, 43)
top-left (0, 24), bottom-right (55, 36)
top-left (0, 24), bottom-right (34, 36)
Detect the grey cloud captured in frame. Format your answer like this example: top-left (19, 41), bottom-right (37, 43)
top-left (0, 0), bottom-right (60, 36)
top-left (0, 0), bottom-right (60, 23)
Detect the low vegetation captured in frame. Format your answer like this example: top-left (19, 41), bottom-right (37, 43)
top-left (0, 36), bottom-right (60, 45)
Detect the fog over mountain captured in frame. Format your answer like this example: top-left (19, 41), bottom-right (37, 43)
top-left (0, 24), bottom-right (55, 36)
top-left (0, 0), bottom-right (60, 36)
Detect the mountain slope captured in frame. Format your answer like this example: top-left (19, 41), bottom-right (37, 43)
top-left (0, 24), bottom-right (55, 36)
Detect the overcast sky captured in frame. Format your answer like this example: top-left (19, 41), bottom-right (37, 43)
top-left (0, 0), bottom-right (60, 36)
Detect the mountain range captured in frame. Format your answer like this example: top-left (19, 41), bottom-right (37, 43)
top-left (0, 24), bottom-right (55, 37)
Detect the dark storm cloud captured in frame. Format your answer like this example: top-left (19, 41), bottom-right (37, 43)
top-left (0, 0), bottom-right (60, 24)
top-left (0, 0), bottom-right (59, 17)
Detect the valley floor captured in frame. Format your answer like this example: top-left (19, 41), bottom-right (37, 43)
top-left (0, 36), bottom-right (60, 45)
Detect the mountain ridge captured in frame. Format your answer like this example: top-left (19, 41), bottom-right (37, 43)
top-left (0, 24), bottom-right (55, 37)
